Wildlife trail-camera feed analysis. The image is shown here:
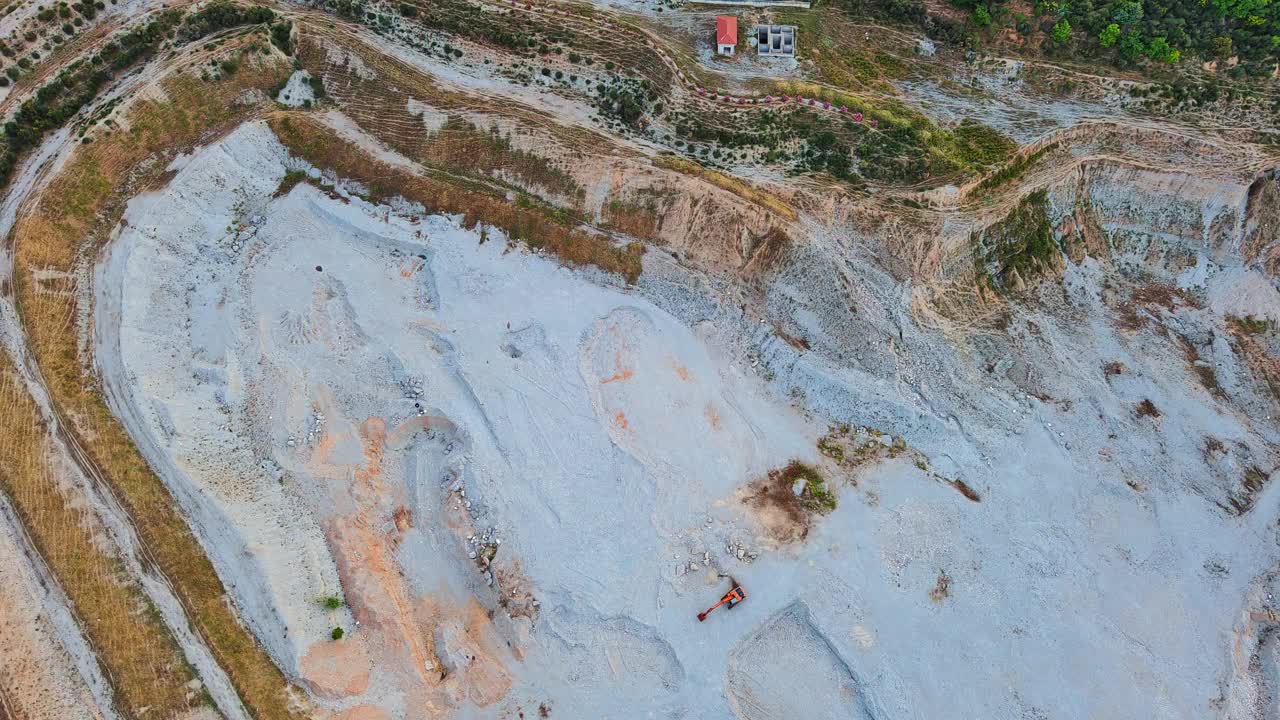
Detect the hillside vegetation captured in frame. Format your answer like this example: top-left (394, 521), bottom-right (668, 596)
top-left (850, 0), bottom-right (1279, 75)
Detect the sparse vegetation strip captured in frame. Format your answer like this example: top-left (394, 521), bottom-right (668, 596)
top-left (12, 53), bottom-right (306, 720)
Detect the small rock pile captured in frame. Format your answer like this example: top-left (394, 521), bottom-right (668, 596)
top-left (674, 539), bottom-right (759, 579)
top-left (727, 538), bottom-right (758, 563)
top-left (400, 376), bottom-right (425, 400)
top-left (297, 408), bottom-right (325, 447)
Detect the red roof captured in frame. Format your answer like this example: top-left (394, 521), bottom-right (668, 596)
top-left (716, 16), bottom-right (737, 46)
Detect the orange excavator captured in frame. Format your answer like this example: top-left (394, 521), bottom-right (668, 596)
top-left (697, 577), bottom-right (746, 622)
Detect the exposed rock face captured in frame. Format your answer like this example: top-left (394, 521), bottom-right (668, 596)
top-left (297, 33), bottom-right (794, 278)
top-left (1243, 171), bottom-right (1280, 276)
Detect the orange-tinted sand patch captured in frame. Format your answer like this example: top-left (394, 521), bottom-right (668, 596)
top-left (416, 596), bottom-right (513, 708)
top-left (393, 505), bottom-right (413, 533)
top-left (399, 258), bottom-right (425, 278)
top-left (600, 350), bottom-right (634, 384)
top-left (332, 704), bottom-right (389, 720)
top-left (300, 636), bottom-right (373, 700)
top-left (320, 416), bottom-right (452, 715)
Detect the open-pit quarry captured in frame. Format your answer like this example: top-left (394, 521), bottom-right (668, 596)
top-left (0, 1), bottom-right (1278, 720)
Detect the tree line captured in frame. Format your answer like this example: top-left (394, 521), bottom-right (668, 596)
top-left (0, 2), bottom-right (284, 189)
top-left (842, 0), bottom-right (1279, 76)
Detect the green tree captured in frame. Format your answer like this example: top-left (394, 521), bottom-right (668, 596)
top-left (1146, 36), bottom-right (1180, 63)
top-left (1212, 36), bottom-right (1234, 58)
top-left (1050, 18), bottom-right (1072, 42)
top-left (1099, 23), bottom-right (1120, 47)
top-left (972, 4), bottom-right (992, 26)
top-left (269, 21), bottom-right (291, 54)
top-left (1111, 0), bottom-right (1143, 26)
top-left (1213, 0), bottom-right (1270, 20)
top-left (1119, 29), bottom-right (1144, 60)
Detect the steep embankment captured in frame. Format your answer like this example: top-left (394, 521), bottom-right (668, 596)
top-left (5, 30), bottom-right (311, 720)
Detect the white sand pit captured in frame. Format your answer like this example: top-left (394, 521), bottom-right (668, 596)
top-left (726, 601), bottom-right (873, 720)
top-left (91, 120), bottom-right (1280, 719)
top-left (93, 121), bottom-right (823, 717)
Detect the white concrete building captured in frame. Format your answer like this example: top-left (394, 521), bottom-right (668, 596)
top-left (755, 24), bottom-right (796, 56)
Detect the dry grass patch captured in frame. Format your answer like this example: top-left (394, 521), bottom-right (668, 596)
top-left (422, 115), bottom-right (584, 202)
top-left (0, 352), bottom-right (199, 717)
top-left (1225, 465), bottom-right (1273, 516)
top-left (773, 325), bottom-right (811, 352)
top-left (268, 112), bottom-right (644, 283)
top-left (1227, 315), bottom-right (1273, 335)
top-left (296, 28), bottom-right (604, 199)
top-left (601, 198), bottom-right (662, 240)
top-left (929, 570), bottom-right (952, 603)
top-left (1226, 316), bottom-right (1280, 401)
top-left (741, 461), bottom-right (839, 544)
top-left (1179, 337), bottom-right (1226, 400)
top-left (945, 478), bottom-right (982, 502)
top-left (653, 154), bottom-right (798, 221)
top-left (1113, 282), bottom-right (1199, 332)
top-left (12, 53), bottom-right (306, 720)
top-left (1135, 398), bottom-right (1162, 419)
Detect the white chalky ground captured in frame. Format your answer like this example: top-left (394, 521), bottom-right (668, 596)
top-left (93, 121), bottom-right (1280, 719)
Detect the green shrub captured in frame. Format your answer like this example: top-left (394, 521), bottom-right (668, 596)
top-left (778, 461), bottom-right (838, 514)
top-left (973, 189), bottom-right (1058, 290)
top-left (269, 21), bottom-right (292, 54)
top-left (945, 119), bottom-right (1016, 168)
top-left (1228, 315), bottom-right (1273, 334)
top-left (1050, 18), bottom-right (1071, 43)
top-left (180, 1), bottom-right (275, 41)
top-left (1099, 23), bottom-right (1120, 47)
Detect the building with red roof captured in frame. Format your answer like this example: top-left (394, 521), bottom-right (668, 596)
top-left (715, 16), bottom-right (737, 56)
